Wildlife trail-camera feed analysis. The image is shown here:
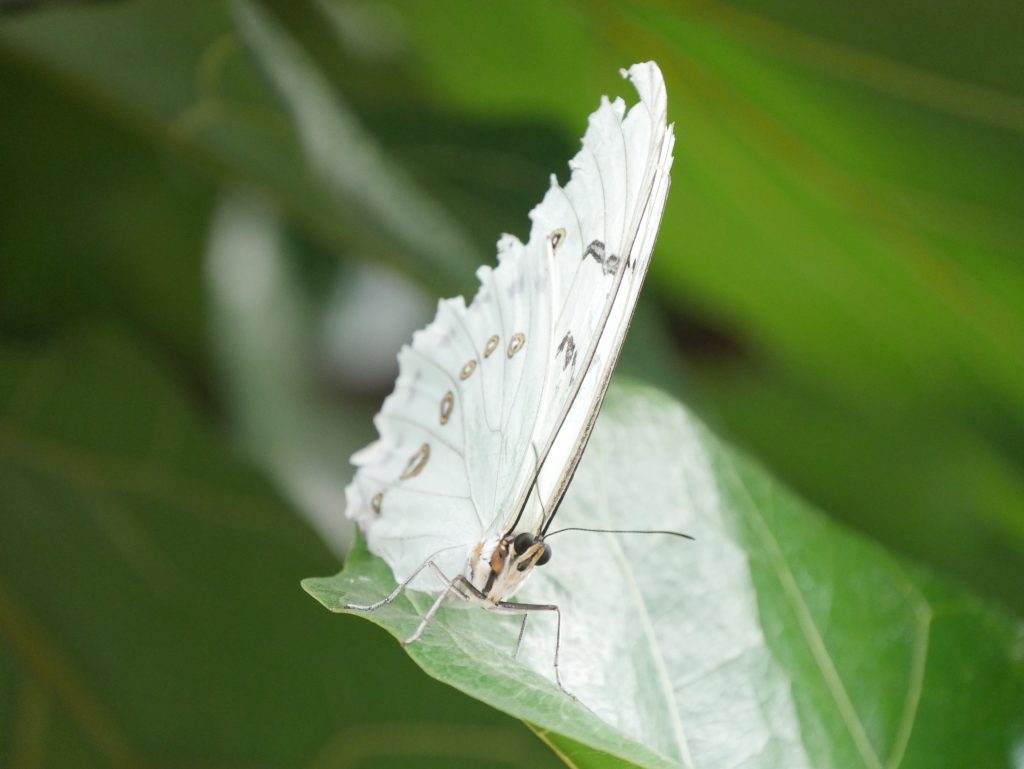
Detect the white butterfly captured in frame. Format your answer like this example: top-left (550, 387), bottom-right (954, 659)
top-left (343, 61), bottom-right (674, 692)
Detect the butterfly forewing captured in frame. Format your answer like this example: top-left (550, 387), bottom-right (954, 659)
top-left (347, 62), bottom-right (673, 586)
top-left (535, 82), bottom-right (675, 526)
top-left (513, 65), bottom-right (673, 532)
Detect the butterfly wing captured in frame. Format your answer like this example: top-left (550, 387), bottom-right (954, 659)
top-left (513, 62), bottom-right (674, 534)
top-left (346, 62), bottom-right (674, 584)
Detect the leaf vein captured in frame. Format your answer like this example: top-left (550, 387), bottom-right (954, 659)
top-left (727, 459), bottom-right (884, 769)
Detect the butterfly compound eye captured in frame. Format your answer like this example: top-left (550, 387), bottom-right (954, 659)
top-left (536, 543), bottom-right (552, 566)
top-left (513, 532), bottom-right (534, 554)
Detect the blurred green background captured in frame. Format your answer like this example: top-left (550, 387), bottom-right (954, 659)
top-left (1, 0), bottom-right (1022, 766)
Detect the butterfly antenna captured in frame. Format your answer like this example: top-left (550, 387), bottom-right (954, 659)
top-left (544, 526), bottom-right (694, 541)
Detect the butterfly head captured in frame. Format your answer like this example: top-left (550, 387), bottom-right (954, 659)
top-left (470, 532), bottom-right (552, 604)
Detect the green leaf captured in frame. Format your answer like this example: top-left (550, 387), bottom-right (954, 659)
top-left (305, 383), bottom-right (1024, 769)
top-left (695, 362), bottom-right (1024, 613)
top-left (0, 328), bottom-right (567, 768)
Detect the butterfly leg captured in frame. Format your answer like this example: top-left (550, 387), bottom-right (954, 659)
top-left (402, 574), bottom-right (462, 646)
top-left (493, 600), bottom-right (574, 700)
top-left (427, 575), bottom-right (527, 659)
top-left (512, 614), bottom-right (528, 659)
top-left (343, 557), bottom-right (465, 612)
top-left (441, 593), bottom-right (528, 661)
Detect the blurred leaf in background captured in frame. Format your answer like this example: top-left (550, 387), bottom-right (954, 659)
top-left (2, 0), bottom-right (1024, 766)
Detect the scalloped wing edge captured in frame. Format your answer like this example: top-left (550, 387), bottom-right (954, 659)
top-left (346, 62), bottom-right (672, 535)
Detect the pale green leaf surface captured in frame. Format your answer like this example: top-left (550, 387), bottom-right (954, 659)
top-left (306, 384), bottom-right (1024, 769)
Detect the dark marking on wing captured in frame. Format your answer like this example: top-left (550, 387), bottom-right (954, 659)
top-left (556, 332), bottom-right (578, 371)
top-left (550, 228), bottom-right (566, 254)
top-left (584, 239), bottom-right (619, 276)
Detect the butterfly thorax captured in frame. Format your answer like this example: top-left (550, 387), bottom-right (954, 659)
top-left (468, 533), bottom-right (552, 604)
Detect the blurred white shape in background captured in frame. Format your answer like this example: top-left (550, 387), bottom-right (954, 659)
top-left (314, 0), bottom-right (407, 61)
top-left (206, 190), bottom-right (430, 555)
top-left (319, 263), bottom-right (431, 392)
